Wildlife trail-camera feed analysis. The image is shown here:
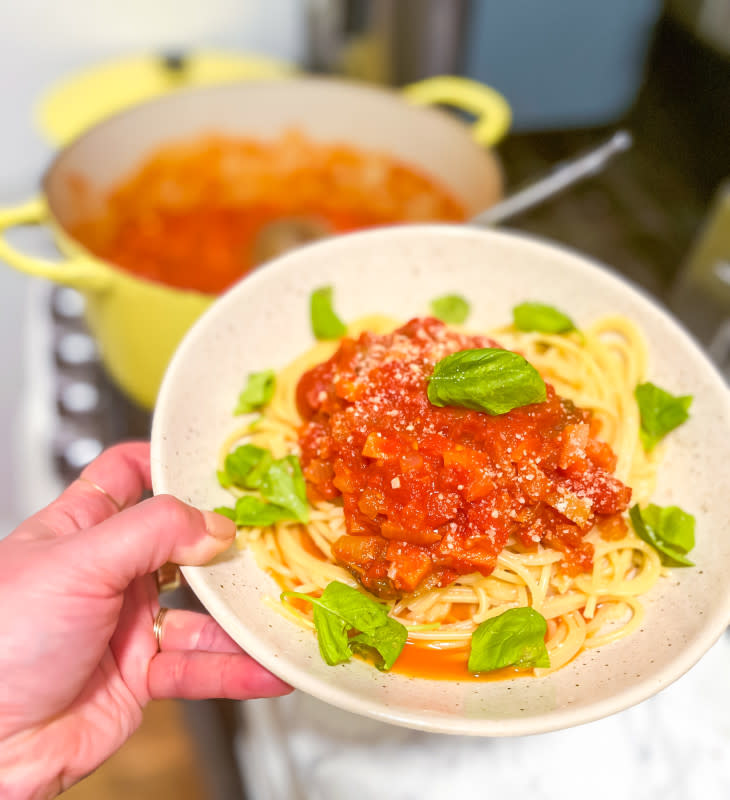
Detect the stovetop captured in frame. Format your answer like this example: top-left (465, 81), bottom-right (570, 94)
top-left (47, 285), bottom-right (151, 484)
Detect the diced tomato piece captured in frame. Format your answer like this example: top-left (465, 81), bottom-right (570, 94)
top-left (332, 462), bottom-right (355, 493)
top-left (399, 451), bottom-right (424, 472)
top-left (419, 433), bottom-right (454, 458)
top-left (296, 365), bottom-right (332, 420)
top-left (362, 431), bottom-right (410, 460)
top-left (434, 531), bottom-right (500, 576)
top-left (463, 473), bottom-right (495, 501)
top-left (443, 448), bottom-right (495, 500)
top-left (550, 536), bottom-right (594, 575)
top-left (565, 470), bottom-right (631, 516)
top-left (381, 520), bottom-right (441, 546)
top-left (332, 534), bottom-right (387, 570)
top-left (335, 377), bottom-right (365, 402)
top-left (515, 462), bottom-right (551, 502)
top-left (559, 422), bottom-right (590, 470)
top-left (514, 515), bottom-right (547, 548)
top-left (586, 438), bottom-right (618, 471)
top-left (424, 491), bottom-right (461, 526)
top-left (385, 541), bottom-right (433, 592)
top-left (357, 487), bottom-right (387, 519)
top-left (597, 513), bottom-right (628, 541)
top-left (303, 457), bottom-right (333, 484)
top-left (546, 488), bottom-right (593, 529)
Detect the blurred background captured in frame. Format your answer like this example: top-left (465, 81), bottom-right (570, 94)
top-left (1, 1), bottom-right (729, 798)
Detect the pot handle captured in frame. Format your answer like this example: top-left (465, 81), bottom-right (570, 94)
top-left (0, 197), bottom-right (110, 292)
top-left (400, 76), bottom-right (511, 148)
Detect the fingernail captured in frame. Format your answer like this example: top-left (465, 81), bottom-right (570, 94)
top-left (202, 510), bottom-right (236, 540)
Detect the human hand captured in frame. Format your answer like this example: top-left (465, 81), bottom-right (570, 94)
top-left (0, 441), bottom-right (291, 799)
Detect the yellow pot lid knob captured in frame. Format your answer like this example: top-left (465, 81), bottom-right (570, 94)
top-left (36, 50), bottom-right (294, 146)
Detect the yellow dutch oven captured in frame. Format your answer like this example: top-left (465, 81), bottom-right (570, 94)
top-left (0, 71), bottom-right (510, 410)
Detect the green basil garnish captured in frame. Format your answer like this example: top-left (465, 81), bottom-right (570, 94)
top-left (629, 503), bottom-right (695, 567)
top-left (427, 348), bottom-right (546, 415)
top-left (350, 623), bottom-right (408, 671)
top-left (312, 603), bottom-right (353, 665)
top-left (282, 581), bottom-right (407, 670)
top-left (634, 382), bottom-right (692, 452)
top-left (430, 294), bottom-right (471, 324)
top-left (215, 447), bottom-right (309, 526)
top-left (311, 580), bottom-right (392, 634)
top-left (260, 454), bottom-right (310, 523)
top-left (234, 370), bottom-right (276, 415)
top-left (513, 302), bottom-right (576, 334)
top-left (243, 449), bottom-right (275, 490)
top-left (220, 444), bottom-right (272, 489)
top-left (215, 495), bottom-right (293, 527)
top-left (310, 286), bottom-right (347, 340)
top-left (468, 607), bottom-right (550, 673)
top-left (216, 470), bottom-right (232, 489)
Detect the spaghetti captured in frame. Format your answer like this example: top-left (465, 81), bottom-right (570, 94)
top-left (221, 313), bottom-right (664, 677)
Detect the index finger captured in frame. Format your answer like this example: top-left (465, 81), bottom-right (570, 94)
top-left (30, 441), bottom-right (151, 537)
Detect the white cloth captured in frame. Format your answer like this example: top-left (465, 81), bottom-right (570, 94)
top-left (239, 633), bottom-right (730, 800)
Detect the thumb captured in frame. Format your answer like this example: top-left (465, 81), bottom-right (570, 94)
top-left (65, 494), bottom-right (236, 594)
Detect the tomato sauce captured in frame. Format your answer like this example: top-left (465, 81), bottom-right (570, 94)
top-left (68, 131), bottom-right (465, 294)
top-left (296, 318), bottom-right (631, 598)
top-left (392, 641), bottom-right (524, 681)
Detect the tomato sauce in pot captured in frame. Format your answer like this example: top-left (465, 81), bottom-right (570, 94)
top-left (69, 131), bottom-right (466, 294)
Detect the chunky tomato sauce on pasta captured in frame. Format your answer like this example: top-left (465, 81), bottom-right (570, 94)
top-left (296, 317), bottom-right (631, 598)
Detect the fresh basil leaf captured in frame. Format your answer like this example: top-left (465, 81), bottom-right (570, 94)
top-left (312, 604), bottom-right (353, 666)
top-left (629, 504), bottom-right (695, 567)
top-left (324, 581), bottom-right (407, 670)
top-left (642, 504), bottom-right (695, 553)
top-left (286, 455), bottom-right (308, 504)
top-left (242, 450), bottom-right (274, 490)
top-left (234, 370), bottom-right (276, 415)
top-left (232, 495), bottom-right (292, 527)
top-left (216, 446), bottom-right (311, 527)
top-left (351, 616), bottom-right (408, 671)
top-left (318, 581), bottom-right (390, 635)
top-left (221, 444), bottom-right (270, 488)
top-left (430, 294), bottom-right (471, 324)
top-left (310, 286), bottom-right (347, 340)
top-left (282, 581), bottom-right (407, 670)
top-left (513, 301), bottom-right (576, 334)
top-left (635, 382), bottom-right (692, 452)
top-left (468, 607), bottom-right (550, 673)
top-left (428, 348), bottom-right (546, 415)
top-left (284, 591), bottom-right (354, 666)
top-left (213, 505), bottom-right (237, 521)
top-left (261, 455), bottom-right (310, 523)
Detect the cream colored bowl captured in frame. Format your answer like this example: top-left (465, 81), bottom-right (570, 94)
top-left (151, 225), bottom-right (730, 736)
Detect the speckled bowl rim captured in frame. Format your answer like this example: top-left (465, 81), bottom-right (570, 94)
top-left (151, 224), bottom-right (730, 736)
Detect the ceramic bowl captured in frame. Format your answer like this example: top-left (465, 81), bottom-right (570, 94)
top-left (151, 225), bottom-right (730, 736)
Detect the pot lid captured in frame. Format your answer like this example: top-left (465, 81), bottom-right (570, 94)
top-left (36, 50), bottom-right (293, 146)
